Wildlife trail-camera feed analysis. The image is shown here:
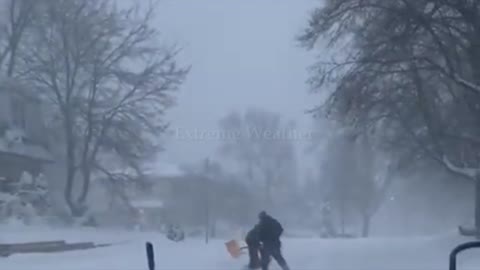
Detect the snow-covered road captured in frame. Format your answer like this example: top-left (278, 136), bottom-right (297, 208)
top-left (0, 226), bottom-right (478, 270)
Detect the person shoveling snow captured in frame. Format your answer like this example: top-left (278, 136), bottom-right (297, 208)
top-left (226, 211), bottom-right (290, 270)
top-left (256, 211), bottom-right (289, 270)
top-left (245, 224), bottom-right (263, 269)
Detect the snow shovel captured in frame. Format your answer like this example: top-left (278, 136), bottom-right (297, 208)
top-left (225, 239), bottom-right (248, 258)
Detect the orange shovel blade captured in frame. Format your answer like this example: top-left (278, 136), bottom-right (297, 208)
top-left (225, 239), bottom-right (244, 258)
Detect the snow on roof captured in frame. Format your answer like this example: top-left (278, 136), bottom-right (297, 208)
top-left (131, 199), bottom-right (164, 209)
top-left (144, 161), bottom-right (184, 178)
top-left (109, 167), bottom-right (138, 177)
top-left (0, 138), bottom-right (53, 162)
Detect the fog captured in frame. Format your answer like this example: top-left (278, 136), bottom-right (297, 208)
top-left (153, 0), bottom-right (317, 166)
top-left (0, 0), bottom-right (479, 269)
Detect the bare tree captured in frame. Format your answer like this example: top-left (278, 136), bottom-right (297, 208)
top-left (218, 108), bottom-right (297, 208)
top-left (320, 129), bottom-right (355, 235)
top-left (0, 0), bottom-right (37, 76)
top-left (299, 0), bottom-right (480, 235)
top-left (352, 134), bottom-right (395, 237)
top-left (321, 127), bottom-right (395, 237)
top-left (18, 0), bottom-right (188, 216)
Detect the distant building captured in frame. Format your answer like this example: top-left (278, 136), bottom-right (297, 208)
top-left (128, 161), bottom-right (187, 230)
top-left (0, 78), bottom-right (52, 190)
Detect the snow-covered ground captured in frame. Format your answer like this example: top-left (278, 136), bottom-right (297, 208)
top-left (0, 225), bottom-right (479, 270)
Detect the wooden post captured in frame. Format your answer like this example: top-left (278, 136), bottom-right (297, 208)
top-left (146, 242), bottom-right (155, 270)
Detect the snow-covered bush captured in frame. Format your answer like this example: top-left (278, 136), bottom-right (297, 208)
top-left (0, 172), bottom-right (52, 225)
top-left (167, 224), bottom-right (185, 242)
top-left (4, 127), bottom-right (26, 145)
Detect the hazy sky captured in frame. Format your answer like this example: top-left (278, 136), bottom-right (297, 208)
top-left (152, 0), bottom-right (319, 166)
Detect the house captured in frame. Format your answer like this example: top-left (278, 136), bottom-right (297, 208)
top-left (138, 161), bottom-right (186, 196)
top-left (128, 161), bottom-right (186, 230)
top-left (0, 78), bottom-right (53, 190)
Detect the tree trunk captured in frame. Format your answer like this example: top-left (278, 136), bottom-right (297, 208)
top-left (108, 190), bottom-right (115, 210)
top-left (6, 41), bottom-right (17, 77)
top-left (246, 162), bottom-right (253, 182)
top-left (475, 179), bottom-right (480, 238)
top-left (265, 182), bottom-right (272, 208)
top-left (468, 34), bottom-right (480, 239)
top-left (78, 164), bottom-right (91, 204)
top-left (64, 149), bottom-right (80, 216)
top-left (264, 169), bottom-right (274, 208)
top-left (210, 218), bottom-right (216, 238)
top-left (63, 114), bottom-right (85, 217)
top-left (340, 197), bottom-right (345, 235)
top-left (361, 212), bottom-right (371, 238)
top-left (204, 159), bottom-right (210, 244)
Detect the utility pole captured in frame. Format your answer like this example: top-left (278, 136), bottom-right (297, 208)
top-left (204, 158), bottom-right (210, 244)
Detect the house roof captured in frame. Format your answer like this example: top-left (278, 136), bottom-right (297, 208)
top-left (131, 199), bottom-right (164, 209)
top-left (0, 77), bottom-right (42, 103)
top-left (0, 138), bottom-right (53, 162)
top-left (144, 161), bottom-right (184, 178)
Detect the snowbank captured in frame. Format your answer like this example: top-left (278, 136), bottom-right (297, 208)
top-left (0, 225), bottom-right (479, 270)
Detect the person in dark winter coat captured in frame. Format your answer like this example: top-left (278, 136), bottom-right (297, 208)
top-left (257, 211), bottom-right (289, 270)
top-left (245, 224), bottom-right (262, 269)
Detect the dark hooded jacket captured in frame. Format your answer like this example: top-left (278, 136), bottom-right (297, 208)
top-left (257, 213), bottom-right (283, 246)
top-left (245, 224), bottom-right (261, 246)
